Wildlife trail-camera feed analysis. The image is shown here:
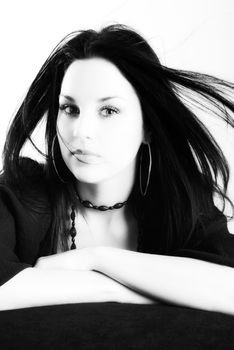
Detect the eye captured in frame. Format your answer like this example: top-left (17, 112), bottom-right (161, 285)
top-left (59, 104), bottom-right (79, 117)
top-left (100, 105), bottom-right (120, 118)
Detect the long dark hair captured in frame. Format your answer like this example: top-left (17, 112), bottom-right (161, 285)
top-left (2, 23), bottom-right (234, 255)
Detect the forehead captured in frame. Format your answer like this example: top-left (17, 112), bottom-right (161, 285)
top-left (60, 57), bottom-right (138, 101)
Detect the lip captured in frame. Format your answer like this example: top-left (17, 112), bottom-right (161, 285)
top-left (75, 154), bottom-right (101, 164)
top-left (73, 149), bottom-right (101, 157)
top-left (72, 149), bottom-right (101, 164)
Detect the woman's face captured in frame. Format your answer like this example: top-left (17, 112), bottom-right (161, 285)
top-left (57, 57), bottom-right (145, 184)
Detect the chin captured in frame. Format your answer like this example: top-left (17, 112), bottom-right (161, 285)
top-left (69, 165), bottom-right (109, 184)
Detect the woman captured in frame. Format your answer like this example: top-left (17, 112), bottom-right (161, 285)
top-left (1, 23), bottom-right (234, 313)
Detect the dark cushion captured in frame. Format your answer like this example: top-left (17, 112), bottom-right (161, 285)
top-left (1, 303), bottom-right (234, 349)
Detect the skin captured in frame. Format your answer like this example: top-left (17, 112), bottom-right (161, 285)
top-left (57, 57), bottom-right (147, 247)
top-left (34, 58), bottom-right (234, 315)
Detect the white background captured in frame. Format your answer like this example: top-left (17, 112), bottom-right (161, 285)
top-left (0, 0), bottom-right (234, 231)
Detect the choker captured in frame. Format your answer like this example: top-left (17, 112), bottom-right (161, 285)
top-left (75, 191), bottom-right (128, 211)
top-left (69, 189), bottom-right (128, 250)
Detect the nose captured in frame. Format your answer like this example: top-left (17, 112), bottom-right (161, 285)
top-left (72, 111), bottom-right (96, 139)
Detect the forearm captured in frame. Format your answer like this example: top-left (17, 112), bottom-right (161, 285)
top-left (0, 267), bottom-right (154, 311)
top-left (94, 247), bottom-right (234, 315)
top-left (0, 268), bottom-right (108, 310)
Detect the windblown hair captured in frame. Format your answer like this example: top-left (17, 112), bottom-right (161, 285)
top-left (2, 23), bottom-right (234, 254)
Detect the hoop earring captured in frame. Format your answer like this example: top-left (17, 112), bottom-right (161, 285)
top-left (52, 134), bottom-right (67, 183)
top-left (139, 142), bottom-right (152, 196)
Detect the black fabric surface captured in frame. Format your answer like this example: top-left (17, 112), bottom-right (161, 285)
top-left (0, 302), bottom-right (234, 349)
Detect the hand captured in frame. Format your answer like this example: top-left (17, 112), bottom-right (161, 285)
top-left (34, 246), bottom-right (97, 271)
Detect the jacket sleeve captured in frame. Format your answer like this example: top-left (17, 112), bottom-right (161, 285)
top-left (173, 207), bottom-right (234, 267)
top-left (0, 159), bottom-right (51, 286)
top-left (0, 186), bottom-right (33, 286)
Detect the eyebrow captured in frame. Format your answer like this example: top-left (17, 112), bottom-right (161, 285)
top-left (59, 94), bottom-right (123, 102)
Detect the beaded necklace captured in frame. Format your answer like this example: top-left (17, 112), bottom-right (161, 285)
top-left (69, 192), bottom-right (128, 250)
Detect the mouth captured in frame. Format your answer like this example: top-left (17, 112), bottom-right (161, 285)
top-left (72, 149), bottom-right (101, 157)
top-left (72, 151), bottom-right (101, 164)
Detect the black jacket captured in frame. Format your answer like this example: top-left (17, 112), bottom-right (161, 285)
top-left (1, 157), bottom-right (234, 286)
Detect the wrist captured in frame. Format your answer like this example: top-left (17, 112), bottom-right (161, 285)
top-left (92, 246), bottom-right (109, 272)
top-left (92, 246), bottom-right (122, 273)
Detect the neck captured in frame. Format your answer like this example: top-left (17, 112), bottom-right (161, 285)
top-left (77, 161), bottom-right (136, 206)
top-left (75, 160), bottom-right (137, 222)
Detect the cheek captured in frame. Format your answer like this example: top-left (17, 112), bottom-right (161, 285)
top-left (103, 120), bottom-right (144, 161)
top-left (57, 116), bottom-right (72, 140)
top-left (56, 117), bottom-right (72, 160)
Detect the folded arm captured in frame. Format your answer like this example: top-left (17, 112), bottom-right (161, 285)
top-left (93, 247), bottom-right (234, 315)
top-left (35, 246), bottom-right (234, 315)
top-left (0, 267), bottom-right (155, 311)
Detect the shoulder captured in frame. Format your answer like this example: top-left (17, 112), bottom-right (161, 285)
top-left (0, 156), bottom-right (45, 185)
top-left (17, 156), bottom-right (46, 184)
top-left (0, 157), bottom-right (50, 215)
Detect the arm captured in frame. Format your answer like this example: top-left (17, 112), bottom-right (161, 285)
top-left (35, 246), bottom-right (234, 314)
top-left (0, 266), bottom-right (155, 311)
top-left (93, 247), bottom-right (234, 315)
top-left (0, 183), bottom-right (155, 310)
